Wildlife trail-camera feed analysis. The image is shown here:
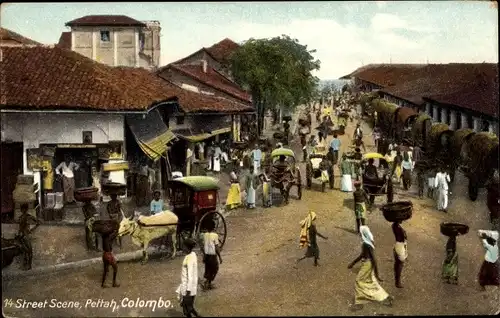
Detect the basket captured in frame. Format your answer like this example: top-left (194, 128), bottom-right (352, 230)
top-left (273, 132), bottom-right (284, 140)
top-left (440, 222), bottom-right (469, 237)
top-left (381, 201), bottom-right (413, 222)
top-left (92, 219), bottom-right (119, 235)
top-left (102, 183), bottom-right (127, 196)
top-left (74, 187), bottom-right (99, 202)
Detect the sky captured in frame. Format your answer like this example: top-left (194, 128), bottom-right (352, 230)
top-left (1, 1), bottom-right (498, 79)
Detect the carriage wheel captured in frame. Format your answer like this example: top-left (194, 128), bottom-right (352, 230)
top-left (197, 211), bottom-right (228, 250)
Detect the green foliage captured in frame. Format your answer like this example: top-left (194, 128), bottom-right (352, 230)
top-left (230, 35), bottom-right (320, 114)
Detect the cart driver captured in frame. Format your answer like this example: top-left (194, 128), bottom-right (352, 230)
top-left (365, 158), bottom-right (379, 180)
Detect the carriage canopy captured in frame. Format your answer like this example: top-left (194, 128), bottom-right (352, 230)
top-left (271, 148), bottom-right (295, 158)
top-left (169, 176), bottom-right (219, 191)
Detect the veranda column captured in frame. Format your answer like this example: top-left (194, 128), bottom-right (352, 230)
top-left (460, 112), bottom-right (468, 129)
top-left (441, 107), bottom-right (448, 125)
top-left (449, 110), bottom-right (457, 130)
top-left (432, 105), bottom-right (439, 121)
top-left (473, 117), bottom-right (481, 132)
top-left (425, 102), bottom-right (432, 116)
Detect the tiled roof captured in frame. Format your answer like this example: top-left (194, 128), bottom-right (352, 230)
top-left (0, 27), bottom-right (41, 46)
top-left (56, 32), bottom-right (71, 49)
top-left (166, 64), bottom-right (252, 104)
top-left (206, 38), bottom-right (240, 64)
top-left (0, 46), bottom-right (254, 114)
top-left (65, 15), bottom-right (146, 27)
top-left (347, 63), bottom-right (498, 118)
top-left (379, 64), bottom-right (498, 117)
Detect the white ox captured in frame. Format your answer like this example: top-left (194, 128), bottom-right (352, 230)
top-left (118, 210), bottom-right (178, 264)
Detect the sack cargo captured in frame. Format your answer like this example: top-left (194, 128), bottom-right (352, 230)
top-left (17, 175), bottom-right (34, 185)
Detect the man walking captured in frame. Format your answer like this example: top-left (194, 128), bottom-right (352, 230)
top-left (202, 220), bottom-right (223, 290)
top-left (329, 133), bottom-right (341, 165)
top-left (55, 155), bottom-right (79, 204)
top-left (434, 166), bottom-right (451, 212)
top-left (177, 239), bottom-right (200, 317)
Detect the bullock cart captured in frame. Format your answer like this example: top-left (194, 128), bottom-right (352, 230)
top-left (118, 176), bottom-right (227, 264)
top-left (393, 107), bottom-right (418, 143)
top-left (361, 152), bottom-right (394, 204)
top-left (270, 148), bottom-right (302, 204)
top-left (411, 113), bottom-right (432, 150)
top-left (463, 132), bottom-right (499, 201)
top-left (306, 145), bottom-right (334, 192)
top-left (372, 99), bottom-right (399, 136)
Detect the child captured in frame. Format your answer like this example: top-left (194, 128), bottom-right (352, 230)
top-left (353, 182), bottom-right (370, 233)
top-left (259, 172), bottom-right (272, 208)
top-left (150, 190), bottom-right (164, 215)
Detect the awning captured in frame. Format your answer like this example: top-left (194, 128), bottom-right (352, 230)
top-left (126, 109), bottom-right (176, 161)
top-left (173, 126), bottom-right (231, 143)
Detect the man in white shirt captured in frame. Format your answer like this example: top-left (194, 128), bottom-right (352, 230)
top-left (202, 220), bottom-right (223, 290)
top-left (178, 239), bottom-right (200, 317)
top-left (434, 166), bottom-right (451, 212)
top-left (55, 155), bottom-right (79, 204)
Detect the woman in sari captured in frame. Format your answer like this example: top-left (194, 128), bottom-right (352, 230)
top-left (348, 224), bottom-right (393, 310)
top-left (297, 211), bottom-right (328, 266)
top-left (442, 235), bottom-right (458, 284)
top-left (393, 150), bottom-right (403, 184)
top-left (340, 153), bottom-right (353, 192)
top-left (259, 172), bottom-right (272, 208)
top-left (245, 166), bottom-right (259, 209)
top-left (477, 230), bottom-right (499, 290)
top-left (225, 171), bottom-right (242, 210)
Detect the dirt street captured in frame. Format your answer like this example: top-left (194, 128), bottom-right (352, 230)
top-left (2, 106), bottom-right (498, 317)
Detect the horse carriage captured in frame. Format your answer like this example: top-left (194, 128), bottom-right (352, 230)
top-left (306, 145), bottom-right (334, 192)
top-left (361, 153), bottom-right (394, 204)
top-left (269, 148), bottom-right (302, 204)
top-left (118, 176), bottom-right (227, 263)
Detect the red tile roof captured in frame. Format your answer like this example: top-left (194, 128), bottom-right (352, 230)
top-left (206, 38), bottom-right (240, 64)
top-left (65, 15), bottom-right (146, 27)
top-left (0, 46), bottom-right (254, 114)
top-left (169, 38), bottom-right (240, 66)
top-left (164, 64), bottom-right (252, 104)
top-left (56, 32), bottom-right (71, 49)
top-left (348, 63), bottom-right (499, 118)
top-left (0, 27), bottom-right (41, 46)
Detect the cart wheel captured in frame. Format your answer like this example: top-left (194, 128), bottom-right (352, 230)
top-left (197, 211), bottom-right (227, 249)
top-left (321, 182), bottom-right (326, 192)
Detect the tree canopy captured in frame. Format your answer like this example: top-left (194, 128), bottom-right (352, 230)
top-left (230, 35), bottom-right (320, 133)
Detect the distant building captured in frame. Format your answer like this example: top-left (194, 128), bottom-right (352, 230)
top-left (57, 15), bottom-right (161, 70)
top-left (341, 63), bottom-right (499, 135)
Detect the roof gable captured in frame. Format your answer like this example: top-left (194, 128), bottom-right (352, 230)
top-left (56, 32), bottom-right (71, 49)
top-left (163, 64), bottom-right (252, 104)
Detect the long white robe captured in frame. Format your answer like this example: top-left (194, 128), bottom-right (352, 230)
top-left (434, 172), bottom-right (450, 210)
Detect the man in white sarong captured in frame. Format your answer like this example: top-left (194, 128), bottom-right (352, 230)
top-left (434, 166), bottom-right (451, 212)
top-left (212, 143), bottom-right (222, 173)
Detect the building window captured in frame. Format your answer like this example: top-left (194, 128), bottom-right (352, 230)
top-left (176, 116), bottom-right (185, 125)
top-left (100, 31), bottom-right (110, 42)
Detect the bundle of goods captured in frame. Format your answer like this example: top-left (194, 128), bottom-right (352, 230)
top-left (74, 187), bottom-right (99, 202)
top-left (12, 184), bottom-right (37, 204)
top-left (381, 201), bottom-right (413, 222)
top-left (101, 182), bottom-right (127, 196)
top-left (92, 219), bottom-right (120, 235)
top-left (440, 222), bottom-right (469, 237)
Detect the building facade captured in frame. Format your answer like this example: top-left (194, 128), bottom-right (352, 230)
top-left (61, 15), bottom-right (161, 70)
